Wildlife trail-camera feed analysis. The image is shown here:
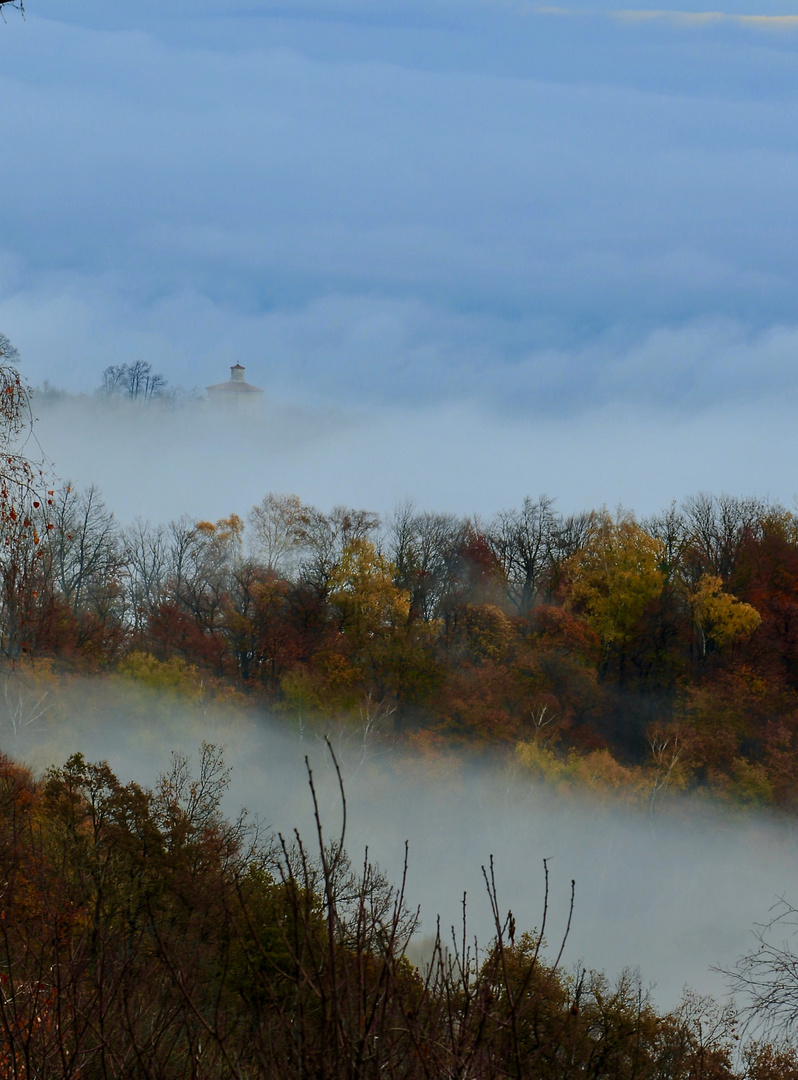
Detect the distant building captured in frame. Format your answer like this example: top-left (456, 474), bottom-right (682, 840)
top-left (206, 364), bottom-right (264, 411)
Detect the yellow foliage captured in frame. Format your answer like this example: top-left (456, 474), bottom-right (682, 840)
top-left (279, 658), bottom-right (360, 719)
top-left (690, 574), bottom-right (761, 649)
top-left (116, 651), bottom-right (206, 700)
top-left (515, 741), bottom-right (661, 805)
top-left (330, 539), bottom-right (411, 646)
top-left (195, 514), bottom-right (244, 541)
top-left (514, 739), bottom-right (566, 782)
top-left (714, 757), bottom-right (774, 807)
top-left (563, 511), bottom-right (665, 651)
top-left (280, 667), bottom-right (325, 718)
top-left (566, 748), bottom-right (646, 797)
top-left (461, 603), bottom-right (513, 661)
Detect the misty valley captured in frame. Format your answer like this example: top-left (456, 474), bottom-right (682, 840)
top-left (0, 355), bottom-right (796, 1076)
top-left (4, 0), bottom-right (798, 1071)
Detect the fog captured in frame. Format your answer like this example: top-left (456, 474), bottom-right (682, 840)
top-left (7, 675), bottom-right (798, 1014)
top-left (30, 391), bottom-right (798, 525)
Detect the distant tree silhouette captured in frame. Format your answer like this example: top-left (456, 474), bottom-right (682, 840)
top-left (101, 360), bottom-right (168, 402)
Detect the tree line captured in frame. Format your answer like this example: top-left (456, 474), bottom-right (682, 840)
top-left (4, 474), bottom-right (798, 809)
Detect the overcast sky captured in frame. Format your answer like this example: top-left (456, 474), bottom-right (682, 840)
top-left (2, 1), bottom-right (798, 517)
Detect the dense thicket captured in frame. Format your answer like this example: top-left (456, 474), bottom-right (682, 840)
top-left (0, 741), bottom-right (793, 1080)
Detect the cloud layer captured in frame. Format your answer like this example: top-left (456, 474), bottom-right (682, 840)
top-left (1, 1), bottom-right (797, 510)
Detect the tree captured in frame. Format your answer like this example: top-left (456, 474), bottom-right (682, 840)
top-left (0, 336), bottom-right (53, 659)
top-left (298, 504), bottom-right (381, 600)
top-left (682, 492), bottom-right (772, 586)
top-left (388, 502), bottom-right (465, 622)
top-left (48, 483), bottom-right (121, 621)
top-left (121, 517), bottom-right (170, 638)
top-left (488, 495), bottom-right (559, 615)
top-left (329, 539), bottom-right (410, 647)
top-left (248, 492), bottom-right (312, 576)
top-left (100, 363), bottom-right (127, 396)
top-left (646, 500), bottom-right (690, 579)
top-left (563, 510), bottom-right (666, 680)
top-left (100, 360), bottom-right (168, 402)
top-left (156, 514), bottom-right (244, 673)
top-left (689, 573), bottom-right (761, 659)
top-left (226, 566), bottom-right (299, 688)
top-left (727, 898), bottom-right (798, 1045)
top-left (326, 537), bottom-right (421, 707)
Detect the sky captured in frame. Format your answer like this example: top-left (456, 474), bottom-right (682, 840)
top-left (2, 0), bottom-right (798, 518)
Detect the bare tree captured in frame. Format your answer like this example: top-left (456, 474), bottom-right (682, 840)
top-left (121, 518), bottom-right (170, 635)
top-left (646, 500), bottom-right (690, 579)
top-left (388, 502), bottom-right (465, 621)
top-left (726, 899), bottom-right (798, 1043)
top-left (47, 483), bottom-right (121, 620)
top-left (100, 363), bottom-right (128, 396)
top-left (248, 493), bottom-right (312, 576)
top-left (488, 495), bottom-right (559, 615)
top-left (126, 359), bottom-right (167, 401)
top-left (682, 492), bottom-right (774, 585)
top-left (99, 360), bottom-right (168, 402)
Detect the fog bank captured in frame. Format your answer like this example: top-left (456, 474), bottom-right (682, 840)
top-left (7, 676), bottom-right (797, 1013)
top-left (31, 393), bottom-right (798, 524)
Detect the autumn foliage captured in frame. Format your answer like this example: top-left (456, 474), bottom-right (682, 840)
top-left (2, 475), bottom-right (798, 808)
top-left (0, 741), bottom-right (784, 1079)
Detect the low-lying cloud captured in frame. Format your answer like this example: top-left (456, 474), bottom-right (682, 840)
top-left (21, 388), bottom-right (797, 534)
top-left (2, 0), bottom-right (798, 427)
top-left (7, 676), bottom-right (798, 1013)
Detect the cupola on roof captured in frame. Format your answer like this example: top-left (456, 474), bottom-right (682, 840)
top-left (206, 364), bottom-right (264, 399)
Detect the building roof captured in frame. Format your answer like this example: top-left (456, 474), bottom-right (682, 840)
top-left (206, 363), bottom-right (264, 395)
top-left (206, 380), bottom-right (263, 394)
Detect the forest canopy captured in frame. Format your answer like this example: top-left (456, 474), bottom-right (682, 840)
top-left (0, 468), bottom-right (795, 809)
